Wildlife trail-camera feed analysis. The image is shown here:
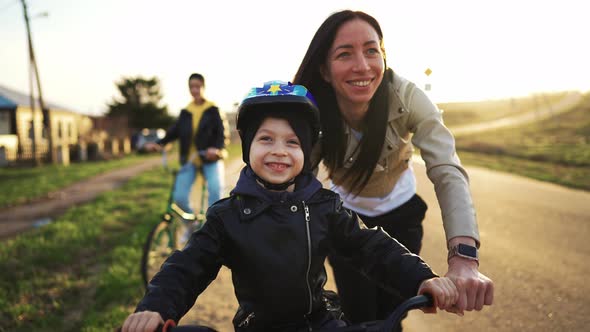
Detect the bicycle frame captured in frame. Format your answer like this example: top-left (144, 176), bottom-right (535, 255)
top-left (161, 150), bottom-right (209, 241)
top-left (141, 151), bottom-right (209, 288)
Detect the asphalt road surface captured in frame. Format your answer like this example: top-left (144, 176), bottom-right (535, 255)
top-left (404, 162), bottom-right (590, 332)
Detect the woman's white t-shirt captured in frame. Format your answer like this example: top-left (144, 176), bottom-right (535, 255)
top-left (330, 166), bottom-right (416, 217)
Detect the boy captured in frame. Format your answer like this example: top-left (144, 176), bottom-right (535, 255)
top-left (122, 81), bottom-right (458, 332)
top-left (144, 73), bottom-right (229, 211)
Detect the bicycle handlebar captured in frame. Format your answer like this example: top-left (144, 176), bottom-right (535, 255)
top-left (139, 294), bottom-right (434, 332)
top-left (379, 294), bottom-right (433, 332)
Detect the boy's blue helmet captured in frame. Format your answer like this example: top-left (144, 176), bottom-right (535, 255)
top-left (236, 80), bottom-right (321, 144)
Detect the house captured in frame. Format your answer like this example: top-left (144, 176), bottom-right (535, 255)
top-left (0, 84), bottom-right (95, 165)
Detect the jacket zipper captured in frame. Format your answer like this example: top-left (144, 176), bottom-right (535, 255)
top-left (237, 312), bottom-right (255, 328)
top-left (302, 201), bottom-right (313, 317)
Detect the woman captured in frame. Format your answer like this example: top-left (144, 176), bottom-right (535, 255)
top-left (293, 10), bottom-right (493, 326)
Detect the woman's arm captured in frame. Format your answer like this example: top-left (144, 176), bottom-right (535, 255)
top-left (405, 84), bottom-right (494, 312)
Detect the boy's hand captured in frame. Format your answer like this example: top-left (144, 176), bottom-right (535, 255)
top-left (143, 142), bottom-right (161, 152)
top-left (205, 147), bottom-right (221, 161)
top-left (417, 277), bottom-right (460, 315)
top-left (121, 311), bottom-right (164, 332)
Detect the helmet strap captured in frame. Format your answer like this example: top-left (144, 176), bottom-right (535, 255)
top-left (253, 173), bottom-right (296, 191)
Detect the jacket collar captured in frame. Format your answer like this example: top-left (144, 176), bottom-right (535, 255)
top-left (387, 69), bottom-right (407, 122)
top-left (230, 166), bottom-right (322, 221)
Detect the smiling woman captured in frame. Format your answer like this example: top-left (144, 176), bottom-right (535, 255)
top-left (293, 9), bottom-right (494, 328)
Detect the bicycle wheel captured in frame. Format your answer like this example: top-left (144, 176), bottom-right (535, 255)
top-left (141, 219), bottom-right (175, 287)
top-left (141, 215), bottom-right (194, 287)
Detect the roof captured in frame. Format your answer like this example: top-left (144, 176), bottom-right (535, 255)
top-left (0, 84), bottom-right (81, 113)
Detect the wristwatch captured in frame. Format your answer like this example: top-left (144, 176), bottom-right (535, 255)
top-left (448, 243), bottom-right (479, 265)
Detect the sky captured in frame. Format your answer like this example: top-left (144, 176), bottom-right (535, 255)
top-left (1, 0), bottom-right (589, 116)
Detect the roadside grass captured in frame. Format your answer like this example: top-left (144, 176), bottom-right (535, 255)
top-left (0, 153), bottom-right (156, 209)
top-left (439, 91), bottom-right (571, 127)
top-left (0, 143), bottom-right (241, 331)
top-left (457, 151), bottom-right (590, 191)
top-left (455, 94), bottom-right (590, 191)
top-left (0, 167), bottom-right (168, 331)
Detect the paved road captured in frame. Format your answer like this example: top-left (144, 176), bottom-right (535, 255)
top-left (404, 162), bottom-right (590, 331)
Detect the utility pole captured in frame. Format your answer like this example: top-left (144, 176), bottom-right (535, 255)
top-left (27, 58), bottom-right (38, 165)
top-left (20, 0), bottom-right (53, 164)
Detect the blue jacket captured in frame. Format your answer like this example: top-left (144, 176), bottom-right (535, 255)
top-left (136, 167), bottom-right (437, 331)
top-left (158, 106), bottom-right (227, 165)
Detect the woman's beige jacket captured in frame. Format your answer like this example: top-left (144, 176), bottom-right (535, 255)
top-left (312, 71), bottom-right (480, 245)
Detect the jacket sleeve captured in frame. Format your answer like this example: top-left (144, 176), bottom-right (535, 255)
top-left (135, 211), bottom-right (225, 322)
top-left (404, 84), bottom-right (480, 246)
top-left (211, 107), bottom-right (229, 149)
top-left (158, 110), bottom-right (183, 146)
top-left (328, 198), bottom-right (437, 299)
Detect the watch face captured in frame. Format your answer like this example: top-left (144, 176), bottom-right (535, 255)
top-left (459, 244), bottom-right (478, 258)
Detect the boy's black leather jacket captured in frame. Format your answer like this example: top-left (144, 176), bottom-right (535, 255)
top-left (158, 106), bottom-right (227, 165)
top-left (136, 167), bottom-right (436, 330)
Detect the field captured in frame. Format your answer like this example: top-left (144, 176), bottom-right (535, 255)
top-left (444, 91), bottom-right (590, 190)
top-left (439, 91), bottom-right (572, 127)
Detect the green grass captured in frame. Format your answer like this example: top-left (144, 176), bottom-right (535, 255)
top-left (458, 151), bottom-right (590, 191)
top-left (0, 168), bottom-right (168, 331)
top-left (455, 94), bottom-right (590, 190)
top-left (0, 154), bottom-right (157, 209)
top-left (439, 91), bottom-right (572, 127)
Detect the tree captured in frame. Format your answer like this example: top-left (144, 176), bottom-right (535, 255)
top-left (106, 76), bottom-right (174, 130)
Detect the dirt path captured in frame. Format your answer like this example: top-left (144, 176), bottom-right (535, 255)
top-left (449, 91), bottom-right (582, 136)
top-left (0, 157), bottom-right (165, 240)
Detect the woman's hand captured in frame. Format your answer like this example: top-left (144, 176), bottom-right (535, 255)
top-left (445, 236), bottom-right (494, 315)
top-left (417, 277), bottom-right (459, 314)
top-left (445, 257), bottom-right (494, 314)
top-left (121, 311), bottom-right (165, 332)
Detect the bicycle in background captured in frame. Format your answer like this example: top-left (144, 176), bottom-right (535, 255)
top-left (140, 151), bottom-right (208, 289)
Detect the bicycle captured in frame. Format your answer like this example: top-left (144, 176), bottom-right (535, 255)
top-left (140, 151), bottom-right (209, 289)
top-left (128, 294), bottom-right (434, 332)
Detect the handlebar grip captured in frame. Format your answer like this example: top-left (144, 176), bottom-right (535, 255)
top-left (156, 319), bottom-right (176, 332)
top-left (379, 294), bottom-right (434, 332)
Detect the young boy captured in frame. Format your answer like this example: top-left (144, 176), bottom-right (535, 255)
top-left (121, 81), bottom-right (458, 332)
